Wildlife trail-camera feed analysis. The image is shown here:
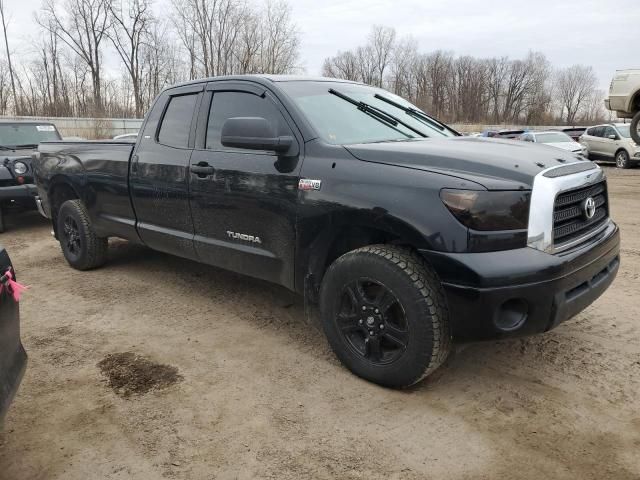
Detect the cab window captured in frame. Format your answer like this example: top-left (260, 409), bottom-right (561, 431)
top-left (206, 91), bottom-right (290, 151)
top-left (157, 93), bottom-right (199, 148)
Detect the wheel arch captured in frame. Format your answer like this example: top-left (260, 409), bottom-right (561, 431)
top-left (614, 147), bottom-right (630, 159)
top-left (629, 88), bottom-right (640, 113)
top-left (296, 211), bottom-right (438, 300)
top-left (48, 178), bottom-right (82, 238)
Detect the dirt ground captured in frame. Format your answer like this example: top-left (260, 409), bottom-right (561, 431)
top-left (0, 165), bottom-right (639, 480)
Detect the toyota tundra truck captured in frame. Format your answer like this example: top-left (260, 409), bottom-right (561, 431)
top-left (32, 75), bottom-right (620, 388)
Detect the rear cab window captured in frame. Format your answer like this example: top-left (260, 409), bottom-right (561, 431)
top-left (157, 94), bottom-right (199, 148)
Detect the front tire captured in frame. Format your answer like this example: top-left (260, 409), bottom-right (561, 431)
top-left (57, 200), bottom-right (108, 270)
top-left (616, 150), bottom-right (630, 169)
top-left (320, 245), bottom-right (451, 388)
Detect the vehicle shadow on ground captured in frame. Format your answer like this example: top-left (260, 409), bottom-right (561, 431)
top-left (102, 238), bottom-right (592, 393)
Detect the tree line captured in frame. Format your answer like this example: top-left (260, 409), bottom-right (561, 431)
top-left (1, 3), bottom-right (607, 125)
top-left (0, 0), bottom-right (300, 118)
top-left (323, 26), bottom-right (607, 125)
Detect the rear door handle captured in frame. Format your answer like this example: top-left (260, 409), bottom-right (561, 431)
top-left (190, 162), bottom-right (215, 177)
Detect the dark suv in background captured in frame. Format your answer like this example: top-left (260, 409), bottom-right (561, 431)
top-left (0, 120), bottom-right (62, 232)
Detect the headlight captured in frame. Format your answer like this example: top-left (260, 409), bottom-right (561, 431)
top-left (440, 189), bottom-right (531, 231)
top-left (13, 161), bottom-right (28, 175)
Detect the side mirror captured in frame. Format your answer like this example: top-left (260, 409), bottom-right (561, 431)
top-left (608, 134), bottom-right (618, 140)
top-left (221, 117), bottom-right (293, 153)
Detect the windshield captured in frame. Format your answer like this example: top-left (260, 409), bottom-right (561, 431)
top-left (536, 132), bottom-right (573, 143)
top-left (278, 81), bottom-right (456, 145)
top-left (0, 123), bottom-right (61, 147)
top-left (615, 125), bottom-right (631, 138)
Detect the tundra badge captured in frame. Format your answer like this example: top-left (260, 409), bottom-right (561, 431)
top-left (227, 231), bottom-right (262, 244)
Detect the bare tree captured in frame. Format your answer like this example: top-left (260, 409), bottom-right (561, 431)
top-left (141, 20), bottom-right (186, 109)
top-left (555, 65), bottom-right (598, 124)
top-left (258, 0), bottom-right (299, 74)
top-left (0, 0), bottom-right (19, 114)
top-left (108, 0), bottom-right (153, 117)
top-left (369, 25), bottom-right (395, 87)
top-left (172, 0), bottom-right (299, 77)
top-left (0, 60), bottom-right (9, 114)
top-left (322, 50), bottom-right (360, 81)
top-left (37, 0), bottom-right (112, 114)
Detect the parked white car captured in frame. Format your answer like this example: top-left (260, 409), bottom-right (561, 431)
top-left (579, 123), bottom-right (640, 169)
top-left (518, 131), bottom-right (587, 156)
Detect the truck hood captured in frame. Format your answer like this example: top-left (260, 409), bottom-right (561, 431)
top-left (344, 136), bottom-right (587, 190)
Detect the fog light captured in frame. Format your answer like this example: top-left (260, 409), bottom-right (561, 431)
top-left (494, 298), bottom-right (528, 331)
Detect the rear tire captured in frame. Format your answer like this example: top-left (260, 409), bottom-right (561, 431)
top-left (320, 245), bottom-right (451, 388)
top-left (57, 200), bottom-right (108, 270)
top-left (616, 150), bottom-right (630, 169)
top-left (631, 111), bottom-right (640, 145)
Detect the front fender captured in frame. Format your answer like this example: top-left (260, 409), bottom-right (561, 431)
top-left (294, 142), bottom-right (474, 294)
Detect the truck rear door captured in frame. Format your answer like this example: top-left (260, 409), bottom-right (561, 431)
top-left (187, 81), bottom-right (303, 289)
top-left (129, 84), bottom-right (204, 260)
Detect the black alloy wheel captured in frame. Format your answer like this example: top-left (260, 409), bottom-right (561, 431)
top-left (63, 215), bottom-right (82, 258)
top-left (336, 278), bottom-right (408, 365)
top-left (320, 245), bottom-right (451, 388)
top-left (56, 199), bottom-right (108, 270)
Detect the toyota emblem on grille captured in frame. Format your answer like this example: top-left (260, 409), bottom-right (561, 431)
top-left (583, 197), bottom-right (596, 219)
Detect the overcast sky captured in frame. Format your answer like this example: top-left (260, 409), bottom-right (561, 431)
top-left (3, 0), bottom-right (639, 91)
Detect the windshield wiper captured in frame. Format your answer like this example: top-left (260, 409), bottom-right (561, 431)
top-left (0, 145), bottom-right (12, 151)
top-left (373, 93), bottom-right (460, 136)
top-left (14, 144), bottom-right (38, 149)
top-left (329, 89), bottom-right (426, 138)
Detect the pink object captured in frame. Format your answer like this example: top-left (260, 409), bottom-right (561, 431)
top-left (0, 269), bottom-right (28, 302)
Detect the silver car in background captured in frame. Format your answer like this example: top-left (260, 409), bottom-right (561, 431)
top-left (579, 123), bottom-right (640, 169)
top-left (519, 131), bottom-right (587, 156)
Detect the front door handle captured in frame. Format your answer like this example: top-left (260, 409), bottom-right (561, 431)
top-left (190, 162), bottom-right (215, 177)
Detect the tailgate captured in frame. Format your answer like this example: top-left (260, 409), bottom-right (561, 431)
top-left (0, 246), bottom-right (27, 422)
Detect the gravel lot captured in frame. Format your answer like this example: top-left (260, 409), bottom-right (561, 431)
top-left (1, 165), bottom-right (639, 480)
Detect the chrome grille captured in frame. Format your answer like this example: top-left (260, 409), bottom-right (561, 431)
top-left (553, 181), bottom-right (608, 246)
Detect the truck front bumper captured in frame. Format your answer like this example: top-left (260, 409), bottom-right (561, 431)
top-left (420, 221), bottom-right (620, 341)
top-left (0, 184), bottom-right (39, 204)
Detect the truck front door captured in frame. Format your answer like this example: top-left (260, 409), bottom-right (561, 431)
top-left (188, 82), bottom-right (302, 289)
top-left (130, 84), bottom-right (203, 260)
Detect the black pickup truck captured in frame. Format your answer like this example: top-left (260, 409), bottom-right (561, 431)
top-left (33, 75), bottom-right (620, 387)
top-left (0, 120), bottom-right (62, 232)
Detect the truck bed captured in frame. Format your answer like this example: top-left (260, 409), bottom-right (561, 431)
top-left (34, 141), bottom-right (137, 240)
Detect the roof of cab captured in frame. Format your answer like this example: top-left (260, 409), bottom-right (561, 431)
top-left (166, 74), bottom-right (362, 90)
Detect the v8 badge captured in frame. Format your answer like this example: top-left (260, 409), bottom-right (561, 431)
top-left (298, 179), bottom-right (322, 191)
